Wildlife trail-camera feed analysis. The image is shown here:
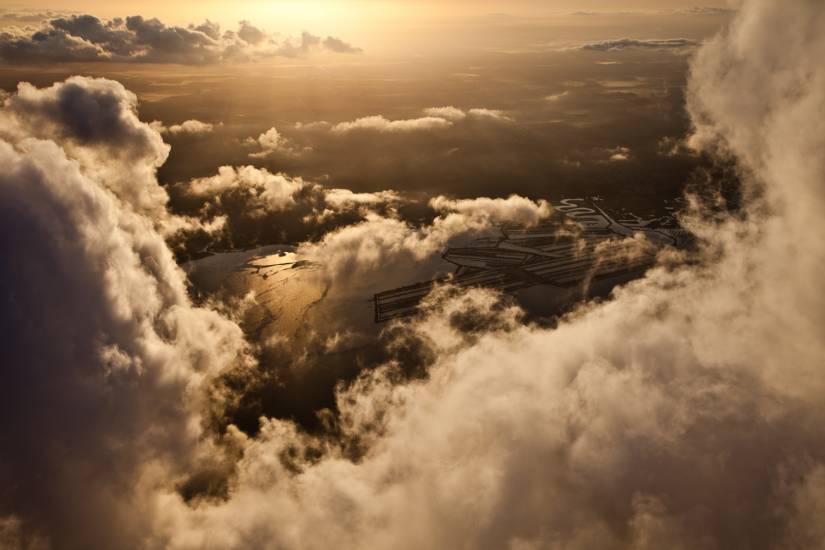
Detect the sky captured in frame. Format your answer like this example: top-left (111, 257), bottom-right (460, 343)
top-left (1, 1), bottom-right (825, 549)
top-left (0, 0), bottom-right (734, 53)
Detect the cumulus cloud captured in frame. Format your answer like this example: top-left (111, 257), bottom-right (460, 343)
top-left (331, 115), bottom-right (453, 134)
top-left (253, 127), bottom-right (288, 151)
top-left (298, 194), bottom-right (553, 291)
top-left (0, 76), bottom-right (214, 236)
top-left (178, 165), bottom-right (401, 220)
top-left (236, 20), bottom-right (266, 45)
top-left (422, 106), bottom-right (467, 121)
top-left (245, 126), bottom-right (306, 158)
top-left (607, 146), bottom-right (632, 161)
top-left (155, 119), bottom-right (216, 136)
top-left (329, 107), bottom-right (513, 134)
top-left (466, 108), bottom-right (512, 121)
top-left (421, 106), bottom-right (513, 122)
top-left (0, 78), bottom-right (253, 547)
top-left (184, 165), bottom-right (308, 215)
top-left (430, 195), bottom-right (552, 226)
top-left (322, 36), bottom-right (362, 54)
top-left (169, 164), bottom-right (409, 250)
top-left (0, 15), bottom-right (362, 64)
top-left (323, 188), bottom-right (403, 209)
top-left (301, 187), bottom-right (409, 224)
top-left (577, 38), bottom-right (698, 51)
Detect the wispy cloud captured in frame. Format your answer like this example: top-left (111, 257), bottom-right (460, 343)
top-left (575, 37), bottom-right (698, 51)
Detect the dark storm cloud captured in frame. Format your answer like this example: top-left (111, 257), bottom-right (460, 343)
top-left (0, 14), bottom-right (362, 64)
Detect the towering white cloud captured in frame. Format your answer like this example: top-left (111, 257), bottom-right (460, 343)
top-left (0, 78), bottom-right (253, 547)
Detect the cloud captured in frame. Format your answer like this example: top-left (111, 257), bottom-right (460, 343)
top-left (577, 38), bottom-right (698, 51)
top-left (305, 187), bottom-right (408, 224)
top-left (331, 115), bottom-right (453, 134)
top-left (156, 1), bottom-right (825, 547)
top-left (322, 36), bottom-right (362, 54)
top-left (170, 164), bottom-right (410, 250)
top-left (674, 6), bottom-right (737, 16)
top-left (544, 91), bottom-right (569, 102)
top-left (0, 9), bottom-right (64, 24)
top-left (184, 165), bottom-right (308, 214)
top-left (0, 76), bottom-right (222, 238)
top-left (4, 0), bottom-right (825, 547)
top-left (0, 76), bottom-right (174, 223)
top-left (297, 194), bottom-right (553, 291)
top-left (322, 188), bottom-right (403, 209)
top-left (421, 106), bottom-right (512, 121)
top-left (254, 127), bottom-right (287, 151)
top-left (0, 15), bottom-right (362, 64)
top-left (466, 108), bottom-right (512, 121)
top-left (328, 107), bottom-right (513, 134)
top-left (246, 126), bottom-right (305, 158)
top-left (0, 77), bottom-right (253, 547)
top-left (422, 106), bottom-right (467, 121)
top-left (237, 20), bottom-right (266, 45)
top-left (154, 119), bottom-right (216, 136)
top-left (607, 146), bottom-right (632, 161)
top-left (430, 195), bottom-right (552, 226)
top-left (177, 165), bottom-right (400, 219)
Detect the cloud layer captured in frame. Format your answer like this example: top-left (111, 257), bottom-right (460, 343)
top-left (1, 0), bottom-right (824, 548)
top-left (154, 3), bottom-right (825, 547)
top-left (0, 15), bottom-right (361, 64)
